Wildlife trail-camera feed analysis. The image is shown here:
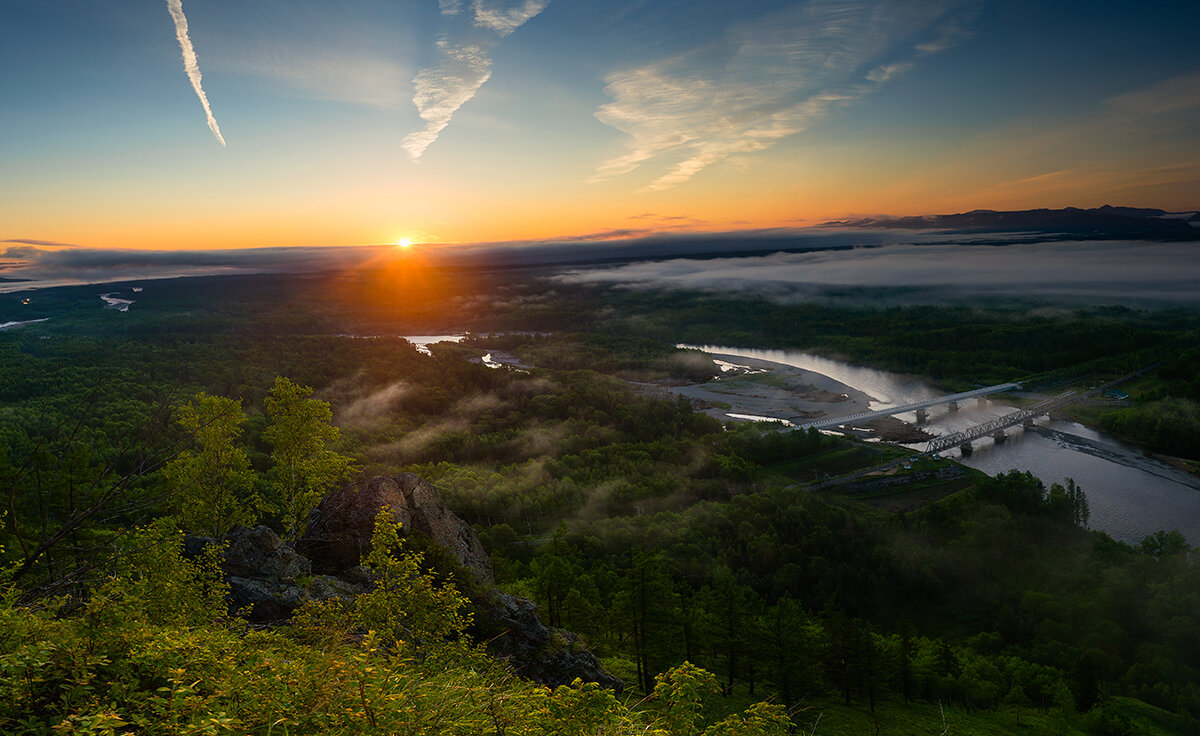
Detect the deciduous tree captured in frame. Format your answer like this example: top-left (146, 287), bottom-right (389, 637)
top-left (162, 392), bottom-right (257, 537)
top-left (263, 377), bottom-right (355, 539)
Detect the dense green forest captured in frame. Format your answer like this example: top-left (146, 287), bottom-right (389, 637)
top-left (2, 270), bottom-right (1199, 734)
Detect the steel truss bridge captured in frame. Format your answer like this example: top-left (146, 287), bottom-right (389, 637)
top-left (924, 390), bottom-right (1077, 454)
top-left (797, 382), bottom-right (1022, 430)
top-left (921, 366), bottom-right (1154, 455)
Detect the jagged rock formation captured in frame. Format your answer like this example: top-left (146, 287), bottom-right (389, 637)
top-left (475, 591), bottom-right (623, 691)
top-left (185, 525), bottom-right (365, 623)
top-left (187, 475), bottom-right (620, 690)
top-left (300, 473), bottom-right (494, 586)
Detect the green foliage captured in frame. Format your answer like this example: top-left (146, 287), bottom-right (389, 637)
top-left (1100, 397), bottom-right (1200, 460)
top-left (976, 471), bottom-right (1091, 527)
top-left (162, 393), bottom-right (259, 537)
top-left (650, 662), bottom-right (721, 735)
top-left (351, 508), bottom-right (471, 645)
top-left (100, 518), bottom-right (233, 628)
top-left (701, 702), bottom-right (792, 736)
top-left (263, 377), bottom-right (356, 539)
top-left (5, 273), bottom-right (1200, 734)
top-left (529, 679), bottom-right (624, 736)
top-left (0, 585), bottom-right (792, 735)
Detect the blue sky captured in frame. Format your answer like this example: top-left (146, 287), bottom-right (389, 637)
top-left (1, 0), bottom-right (1198, 253)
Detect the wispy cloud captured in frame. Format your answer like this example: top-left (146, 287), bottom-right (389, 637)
top-left (2, 238), bottom-right (80, 247)
top-left (626, 212), bottom-right (710, 229)
top-left (223, 47), bottom-right (409, 110)
top-left (1106, 70), bottom-right (1200, 118)
top-left (592, 0), bottom-right (978, 190)
top-left (914, 4), bottom-right (978, 56)
top-left (934, 70), bottom-right (1200, 210)
top-left (402, 0), bottom-right (550, 159)
top-left (402, 41), bottom-right (494, 159)
top-left (166, 0), bottom-right (225, 146)
top-left (472, 0), bottom-right (551, 36)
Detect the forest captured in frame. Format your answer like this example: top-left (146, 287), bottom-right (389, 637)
top-left (1, 269), bottom-right (1199, 734)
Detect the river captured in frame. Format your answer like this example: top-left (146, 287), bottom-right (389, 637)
top-left (685, 345), bottom-right (1200, 546)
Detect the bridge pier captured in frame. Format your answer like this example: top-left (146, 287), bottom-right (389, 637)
top-left (960, 441), bottom-right (973, 456)
top-left (1023, 418), bottom-right (1035, 428)
top-left (948, 401), bottom-right (959, 412)
top-left (993, 430), bottom-right (1006, 444)
top-left (915, 408), bottom-right (928, 424)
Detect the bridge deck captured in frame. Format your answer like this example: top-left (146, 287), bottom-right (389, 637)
top-left (924, 391), bottom-right (1076, 453)
top-left (797, 382), bottom-right (1022, 430)
top-left (922, 367), bottom-right (1153, 454)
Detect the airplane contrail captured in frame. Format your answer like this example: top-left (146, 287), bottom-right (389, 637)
top-left (166, 0), bottom-right (226, 146)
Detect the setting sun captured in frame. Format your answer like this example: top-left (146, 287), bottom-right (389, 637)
top-left (396, 238), bottom-right (412, 249)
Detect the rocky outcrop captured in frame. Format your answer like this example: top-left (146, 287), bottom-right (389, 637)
top-left (187, 476), bottom-right (618, 689)
top-left (475, 592), bottom-right (623, 691)
top-left (185, 525), bottom-right (365, 623)
top-left (298, 474), bottom-right (618, 688)
top-left (300, 473), bottom-right (494, 586)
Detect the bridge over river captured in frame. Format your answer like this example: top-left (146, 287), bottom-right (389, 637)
top-left (922, 367), bottom-right (1153, 456)
top-left (797, 382), bottom-right (1022, 430)
top-left (924, 390), bottom-right (1077, 455)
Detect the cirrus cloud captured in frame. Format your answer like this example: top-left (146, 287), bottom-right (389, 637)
top-left (402, 0), bottom-right (551, 160)
top-left (593, 0), bottom-right (980, 190)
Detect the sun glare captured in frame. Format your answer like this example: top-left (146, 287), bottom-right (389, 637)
top-left (396, 238), bottom-right (412, 249)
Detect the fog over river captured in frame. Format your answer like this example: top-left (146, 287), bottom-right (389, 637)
top-left (687, 345), bottom-right (1200, 546)
top-left (561, 240), bottom-right (1200, 305)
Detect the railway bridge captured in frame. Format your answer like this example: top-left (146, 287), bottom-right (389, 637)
top-left (921, 366), bottom-right (1153, 456)
top-left (924, 390), bottom-right (1077, 455)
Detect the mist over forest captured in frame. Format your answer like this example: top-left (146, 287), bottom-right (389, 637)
top-left (2, 241), bottom-right (1200, 734)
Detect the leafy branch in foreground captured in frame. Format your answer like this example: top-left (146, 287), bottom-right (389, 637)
top-left (0, 506), bottom-right (796, 735)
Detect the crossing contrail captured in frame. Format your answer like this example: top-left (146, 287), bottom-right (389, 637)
top-left (166, 0), bottom-right (225, 146)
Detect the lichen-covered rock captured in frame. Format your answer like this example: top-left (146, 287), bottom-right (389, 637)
top-left (300, 473), bottom-right (494, 585)
top-left (223, 525), bottom-right (310, 580)
top-left (474, 591), bottom-right (624, 692)
top-left (185, 525), bottom-right (363, 623)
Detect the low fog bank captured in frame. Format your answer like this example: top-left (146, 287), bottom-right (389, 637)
top-left (0, 245), bottom-right (387, 294)
top-left (556, 240), bottom-right (1200, 306)
top-left (0, 228), bottom-right (1047, 293)
top-left (5, 231), bottom-right (1195, 306)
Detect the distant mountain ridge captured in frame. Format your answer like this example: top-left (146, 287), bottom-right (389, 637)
top-left (830, 205), bottom-right (1200, 240)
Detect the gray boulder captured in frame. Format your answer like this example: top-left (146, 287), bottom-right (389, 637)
top-left (300, 473), bottom-right (494, 585)
top-left (475, 592), bottom-right (623, 691)
top-left (185, 525), bottom-right (364, 623)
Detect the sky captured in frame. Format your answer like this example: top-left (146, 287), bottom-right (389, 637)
top-left (2, 0), bottom-right (1199, 254)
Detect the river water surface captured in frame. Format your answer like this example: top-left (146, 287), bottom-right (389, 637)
top-left (689, 345), bottom-right (1200, 545)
